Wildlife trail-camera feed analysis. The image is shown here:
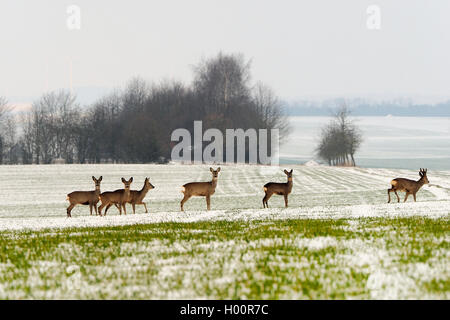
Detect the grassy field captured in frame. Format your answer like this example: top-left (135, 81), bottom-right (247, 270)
top-left (0, 164), bottom-right (448, 299)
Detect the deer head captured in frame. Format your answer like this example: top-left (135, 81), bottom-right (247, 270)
top-left (284, 169), bottom-right (293, 181)
top-left (92, 176), bottom-right (102, 190)
top-left (210, 167), bottom-right (221, 179)
top-left (121, 177), bottom-right (133, 190)
top-left (145, 177), bottom-right (155, 190)
top-left (419, 168), bottom-right (429, 184)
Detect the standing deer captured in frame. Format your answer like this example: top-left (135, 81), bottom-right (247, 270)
top-left (98, 177), bottom-right (133, 215)
top-left (66, 176), bottom-right (102, 217)
top-left (263, 169), bottom-right (293, 208)
top-left (388, 168), bottom-right (429, 203)
top-left (181, 167), bottom-right (220, 211)
top-left (115, 177), bottom-right (155, 214)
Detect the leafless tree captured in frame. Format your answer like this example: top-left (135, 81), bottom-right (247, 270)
top-left (316, 104), bottom-right (363, 166)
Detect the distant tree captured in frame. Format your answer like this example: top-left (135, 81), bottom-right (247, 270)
top-left (0, 97), bottom-right (14, 164)
top-left (27, 90), bottom-right (78, 164)
top-left (316, 105), bottom-right (363, 166)
top-left (193, 53), bottom-right (290, 162)
top-left (252, 82), bottom-right (291, 143)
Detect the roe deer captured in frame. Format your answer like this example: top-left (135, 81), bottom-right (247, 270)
top-left (115, 177), bottom-right (155, 214)
top-left (66, 176), bottom-right (103, 217)
top-left (263, 169), bottom-right (293, 208)
top-left (181, 167), bottom-right (220, 211)
top-left (388, 168), bottom-right (429, 203)
top-left (98, 177), bottom-right (133, 215)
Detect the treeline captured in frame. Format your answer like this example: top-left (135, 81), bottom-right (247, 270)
top-left (286, 99), bottom-right (450, 116)
top-left (0, 53), bottom-right (290, 164)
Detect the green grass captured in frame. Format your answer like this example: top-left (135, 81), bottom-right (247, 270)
top-left (0, 217), bottom-right (448, 299)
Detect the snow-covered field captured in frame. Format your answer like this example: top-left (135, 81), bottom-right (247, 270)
top-left (0, 164), bottom-right (448, 299)
top-left (0, 163), bottom-right (449, 229)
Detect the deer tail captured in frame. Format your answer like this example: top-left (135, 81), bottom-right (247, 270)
top-left (181, 186), bottom-right (185, 194)
top-left (263, 187), bottom-right (268, 192)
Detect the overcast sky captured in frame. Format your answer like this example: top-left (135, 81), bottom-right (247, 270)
top-left (1, 0), bottom-right (449, 105)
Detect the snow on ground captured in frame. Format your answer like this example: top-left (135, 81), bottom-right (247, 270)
top-left (0, 164), bottom-right (448, 232)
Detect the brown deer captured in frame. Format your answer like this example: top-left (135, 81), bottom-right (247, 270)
top-left (181, 167), bottom-right (220, 211)
top-left (98, 177), bottom-right (133, 215)
top-left (263, 169), bottom-right (293, 208)
top-left (388, 168), bottom-right (429, 203)
top-left (66, 176), bottom-right (103, 217)
top-left (115, 177), bottom-right (155, 214)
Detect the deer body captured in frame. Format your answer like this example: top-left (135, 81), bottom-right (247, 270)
top-left (263, 169), bottom-right (293, 208)
top-left (181, 167), bottom-right (220, 211)
top-left (98, 177), bottom-right (133, 215)
top-left (388, 168), bottom-right (429, 203)
top-left (66, 176), bottom-right (102, 217)
top-left (115, 178), bottom-right (155, 214)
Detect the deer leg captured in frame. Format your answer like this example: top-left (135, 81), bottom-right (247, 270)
top-left (181, 194), bottom-right (191, 212)
top-left (413, 193), bottom-right (417, 202)
top-left (284, 194), bottom-right (288, 208)
top-left (404, 192), bottom-right (410, 203)
top-left (122, 203), bottom-right (127, 215)
top-left (263, 193), bottom-right (273, 208)
top-left (142, 202), bottom-right (148, 213)
top-left (206, 195), bottom-right (211, 211)
top-left (94, 203), bottom-right (98, 216)
top-left (67, 203), bottom-right (75, 217)
top-left (132, 203), bottom-right (136, 214)
top-left (104, 203), bottom-right (113, 215)
top-left (388, 189), bottom-right (392, 203)
top-left (394, 190), bottom-right (400, 203)
top-left (98, 203), bottom-right (106, 216)
top-left (89, 204), bottom-right (93, 216)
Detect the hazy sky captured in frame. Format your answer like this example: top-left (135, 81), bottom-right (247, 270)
top-left (1, 0), bottom-right (449, 104)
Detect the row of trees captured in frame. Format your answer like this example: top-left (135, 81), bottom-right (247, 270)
top-left (316, 106), bottom-right (363, 166)
top-left (0, 53), bottom-right (290, 164)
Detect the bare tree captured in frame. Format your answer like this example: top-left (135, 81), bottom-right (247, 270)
top-left (0, 97), bottom-right (14, 164)
top-left (316, 104), bottom-right (363, 166)
top-left (253, 82), bottom-right (291, 142)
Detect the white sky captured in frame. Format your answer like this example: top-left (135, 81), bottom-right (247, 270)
top-left (1, 0), bottom-right (449, 104)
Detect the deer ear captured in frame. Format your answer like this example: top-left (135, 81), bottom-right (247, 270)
top-left (99, 176), bottom-right (103, 181)
top-left (129, 177), bottom-right (133, 183)
top-left (92, 176), bottom-right (95, 181)
top-left (217, 167), bottom-right (221, 172)
top-left (290, 169), bottom-right (293, 174)
top-left (210, 167), bottom-right (213, 172)
top-left (121, 178), bottom-right (126, 183)
top-left (284, 170), bottom-right (289, 175)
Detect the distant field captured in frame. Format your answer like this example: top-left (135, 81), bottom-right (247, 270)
top-left (281, 116), bottom-right (450, 170)
top-left (0, 164), bottom-right (448, 299)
